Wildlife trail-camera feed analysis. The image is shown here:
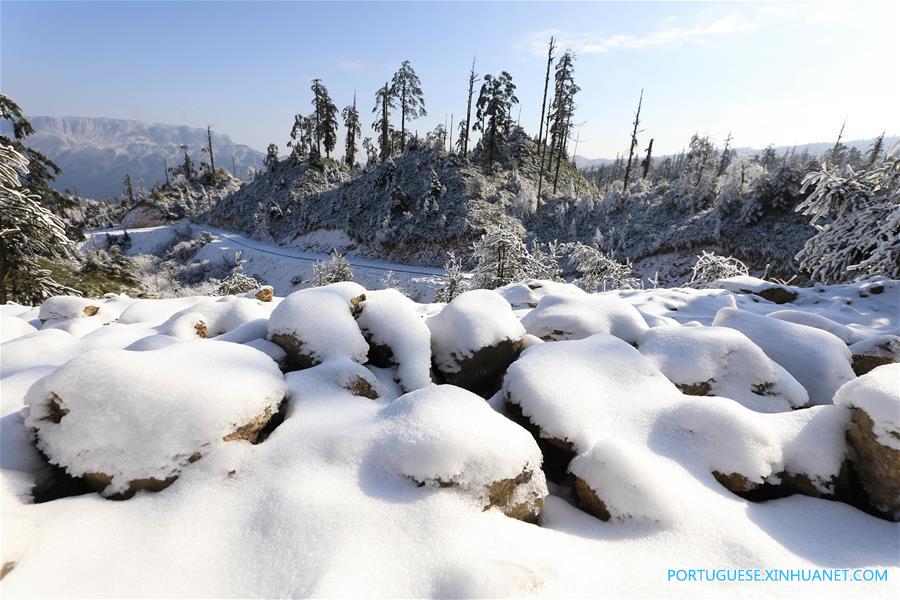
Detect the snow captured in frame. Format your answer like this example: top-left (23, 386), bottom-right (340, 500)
top-left (267, 283), bottom-right (369, 366)
top-left (376, 385), bottom-right (545, 496)
top-left (1, 278), bottom-right (898, 597)
top-left (160, 296), bottom-right (275, 338)
top-left (637, 325), bottom-right (809, 412)
top-left (521, 292), bottom-right (649, 344)
top-left (427, 289), bottom-right (525, 374)
top-left (716, 275), bottom-right (799, 298)
top-left (496, 279), bottom-right (586, 309)
top-left (834, 364), bottom-right (900, 451)
top-left (0, 314), bottom-right (37, 342)
top-left (24, 340), bottom-right (287, 496)
top-left (768, 309), bottom-right (861, 344)
top-left (850, 335), bottom-right (900, 360)
top-left (354, 289), bottom-right (432, 392)
top-left (713, 307), bottom-right (856, 405)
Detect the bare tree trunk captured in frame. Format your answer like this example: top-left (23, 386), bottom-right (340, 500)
top-left (463, 58), bottom-right (476, 157)
top-left (207, 125), bottom-right (215, 173)
top-left (552, 114), bottom-right (570, 194)
top-left (641, 138), bottom-right (654, 179)
top-left (163, 157), bottom-right (169, 185)
top-left (536, 37), bottom-right (556, 205)
top-left (622, 89), bottom-right (643, 193)
top-left (448, 113), bottom-right (454, 153)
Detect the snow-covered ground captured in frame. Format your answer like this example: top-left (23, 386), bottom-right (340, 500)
top-left (1, 276), bottom-right (898, 597)
top-left (82, 222), bottom-right (448, 300)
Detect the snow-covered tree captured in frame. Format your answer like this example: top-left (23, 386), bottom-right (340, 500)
top-left (80, 246), bottom-right (140, 287)
top-left (216, 251), bottom-right (260, 295)
top-left (310, 250), bottom-right (353, 287)
top-left (563, 242), bottom-right (640, 291)
top-left (433, 251), bottom-right (467, 302)
top-left (795, 148), bottom-right (899, 282)
top-left (342, 93), bottom-right (361, 169)
top-left (470, 225), bottom-right (528, 289)
top-left (0, 143), bottom-right (78, 304)
top-left (475, 72), bottom-right (518, 169)
top-left (310, 79), bottom-right (339, 158)
top-left (686, 251), bottom-right (749, 288)
top-left (526, 240), bottom-right (563, 281)
top-left (264, 144), bottom-right (279, 172)
top-left (548, 51), bottom-right (580, 194)
top-left (390, 60), bottom-right (426, 151)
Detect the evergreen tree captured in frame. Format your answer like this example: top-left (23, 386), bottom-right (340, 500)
top-left (547, 50), bottom-right (578, 194)
top-left (372, 82), bottom-right (396, 162)
top-left (342, 93), bottom-right (361, 169)
top-left (0, 143), bottom-right (77, 304)
top-left (310, 79), bottom-right (339, 158)
top-left (717, 131), bottom-right (733, 176)
top-left (123, 173), bottom-right (136, 205)
top-left (867, 132), bottom-right (885, 167)
top-left (535, 37), bottom-right (556, 203)
top-left (474, 71), bottom-right (518, 169)
top-left (470, 225), bottom-right (528, 289)
top-left (0, 95), bottom-right (72, 215)
top-left (390, 60), bottom-right (426, 151)
top-left (179, 144), bottom-right (196, 181)
top-left (433, 252), bottom-right (467, 302)
top-left (265, 143), bottom-right (279, 171)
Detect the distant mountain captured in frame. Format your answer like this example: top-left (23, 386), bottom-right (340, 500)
top-left (574, 135), bottom-right (898, 169)
top-left (1, 116), bottom-right (265, 199)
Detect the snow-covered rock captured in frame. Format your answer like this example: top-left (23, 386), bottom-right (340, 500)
top-left (637, 325), bottom-right (808, 412)
top-left (376, 385), bottom-right (546, 521)
top-left (427, 289), bottom-right (525, 396)
top-left (496, 279), bottom-right (586, 309)
top-left (521, 292), bottom-right (649, 344)
top-left (835, 364), bottom-right (900, 520)
top-left (767, 309), bottom-right (861, 344)
top-left (716, 276), bottom-right (799, 304)
top-left (0, 315), bottom-right (37, 343)
top-left (713, 307), bottom-right (855, 405)
top-left (353, 289), bottom-right (432, 392)
top-left (160, 296), bottom-right (274, 340)
top-left (24, 341), bottom-right (287, 497)
top-left (850, 335), bottom-right (900, 376)
top-left (267, 283), bottom-right (369, 370)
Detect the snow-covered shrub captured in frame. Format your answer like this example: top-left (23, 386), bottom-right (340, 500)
top-left (310, 250), bottom-right (354, 287)
top-left (79, 246), bottom-right (140, 287)
top-left (469, 225), bottom-right (529, 290)
top-left (795, 149), bottom-right (900, 282)
top-left (686, 251), bottom-right (749, 288)
top-left (562, 242), bottom-right (640, 291)
top-left (525, 240), bottom-right (563, 282)
top-left (433, 251), bottom-right (467, 303)
top-left (216, 251), bottom-right (260, 295)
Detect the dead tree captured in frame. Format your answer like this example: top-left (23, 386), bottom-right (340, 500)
top-left (641, 138), bottom-right (654, 179)
top-left (206, 125), bottom-right (215, 173)
top-left (622, 89), bottom-right (643, 193)
top-left (462, 58), bottom-right (478, 157)
top-left (535, 36), bottom-right (557, 204)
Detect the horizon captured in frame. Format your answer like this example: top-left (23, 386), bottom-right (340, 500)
top-left (2, 1), bottom-right (898, 159)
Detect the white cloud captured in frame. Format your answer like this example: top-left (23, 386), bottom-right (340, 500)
top-left (526, 13), bottom-right (758, 56)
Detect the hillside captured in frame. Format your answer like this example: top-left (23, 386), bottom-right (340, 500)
top-left (0, 116), bottom-right (264, 199)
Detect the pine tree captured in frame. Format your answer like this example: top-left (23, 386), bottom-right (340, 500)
top-left (372, 82), bottom-right (396, 162)
top-left (265, 143), bottom-right (279, 171)
top-left (310, 79), bottom-right (339, 158)
top-left (717, 131), bottom-right (733, 176)
top-left (123, 173), bottom-right (136, 205)
top-left (0, 143), bottom-right (78, 304)
top-left (390, 60), bottom-right (426, 152)
top-left (179, 144), bottom-right (196, 181)
top-left (470, 225), bottom-right (528, 289)
top-left (867, 132), bottom-right (885, 167)
top-left (342, 93), bottom-right (361, 169)
top-left (433, 251), bottom-right (467, 302)
top-left (548, 51), bottom-right (579, 194)
top-left (0, 94), bottom-right (73, 215)
top-left (474, 72), bottom-right (518, 170)
top-left (621, 89), bottom-right (643, 193)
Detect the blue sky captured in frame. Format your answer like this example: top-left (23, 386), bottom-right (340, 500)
top-left (2, 1), bottom-right (897, 157)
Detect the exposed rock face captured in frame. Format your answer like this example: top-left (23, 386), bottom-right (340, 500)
top-left (713, 471), bottom-right (762, 494)
top-left (482, 469), bottom-right (545, 522)
top-left (254, 286), bottom-right (274, 302)
top-left (270, 333), bottom-right (317, 371)
top-left (846, 408), bottom-right (900, 520)
top-left (574, 477), bottom-right (612, 521)
top-left (677, 381), bottom-right (712, 396)
top-left (121, 202), bottom-right (168, 229)
top-left (345, 375), bottom-right (380, 399)
top-left (435, 338), bottom-right (525, 397)
top-left (756, 287), bottom-right (798, 304)
top-left (850, 336), bottom-right (899, 376)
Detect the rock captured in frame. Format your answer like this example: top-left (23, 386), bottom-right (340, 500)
top-left (846, 408), bottom-right (900, 520)
top-left (254, 286), bottom-right (274, 302)
top-left (850, 335), bottom-right (899, 376)
top-left (716, 276), bottom-right (798, 304)
top-left (756, 287), bottom-right (797, 304)
top-left (345, 375), bottom-right (379, 399)
top-left (482, 469), bottom-right (545, 522)
top-left (573, 477), bottom-right (612, 521)
top-left (436, 338), bottom-right (525, 397)
top-left (121, 202), bottom-right (167, 229)
top-left (713, 471), bottom-right (762, 494)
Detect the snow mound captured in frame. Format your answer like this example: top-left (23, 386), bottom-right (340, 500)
top-left (38, 295), bottom-right (112, 322)
top-left (376, 385), bottom-right (546, 520)
top-left (850, 335), bottom-right (900, 376)
top-left (354, 289), bottom-right (432, 392)
top-left (713, 307), bottom-right (855, 405)
top-left (768, 309), bottom-right (861, 344)
top-left (0, 315), bottom-right (36, 343)
top-left (716, 276), bottom-right (799, 304)
top-left (160, 296), bottom-right (274, 339)
top-left (496, 279), bottom-right (586, 309)
top-left (24, 341), bottom-right (287, 496)
top-left (0, 329), bottom-right (79, 378)
top-left (520, 293), bottom-right (649, 344)
top-left (124, 334), bottom-right (180, 351)
top-left (637, 325), bottom-right (808, 412)
top-left (267, 283), bottom-right (369, 369)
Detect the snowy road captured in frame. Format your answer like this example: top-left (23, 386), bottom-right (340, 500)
top-left (85, 222), bottom-right (446, 277)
